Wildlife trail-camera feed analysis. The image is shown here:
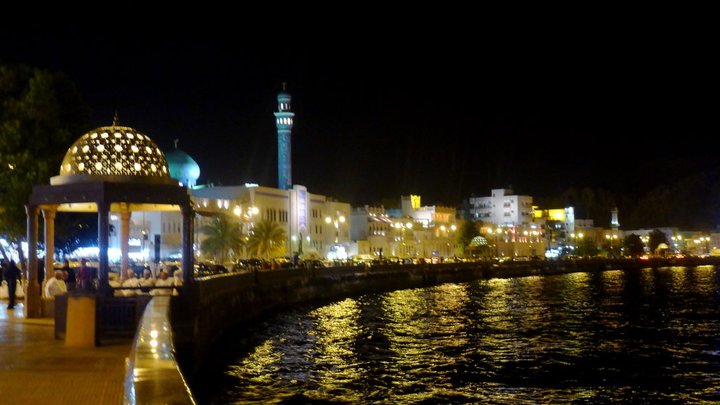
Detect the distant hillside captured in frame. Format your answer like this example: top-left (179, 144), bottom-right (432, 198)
top-left (536, 167), bottom-right (720, 230)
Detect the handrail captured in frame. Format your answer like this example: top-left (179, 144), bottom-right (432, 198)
top-left (123, 296), bottom-right (196, 405)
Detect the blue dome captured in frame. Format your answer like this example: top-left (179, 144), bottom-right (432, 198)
top-left (165, 148), bottom-right (200, 187)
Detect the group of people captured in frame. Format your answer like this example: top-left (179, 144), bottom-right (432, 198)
top-left (111, 268), bottom-right (182, 296)
top-left (2, 258), bottom-right (184, 307)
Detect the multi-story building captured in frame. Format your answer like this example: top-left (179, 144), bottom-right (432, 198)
top-left (351, 205), bottom-right (392, 257)
top-left (468, 188), bottom-right (534, 226)
top-left (350, 195), bottom-right (460, 259)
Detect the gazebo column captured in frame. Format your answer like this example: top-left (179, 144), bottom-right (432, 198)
top-left (25, 205), bottom-right (41, 318)
top-left (181, 205), bottom-right (194, 284)
top-left (41, 206), bottom-right (57, 297)
top-left (97, 201), bottom-right (110, 294)
top-left (120, 207), bottom-right (131, 275)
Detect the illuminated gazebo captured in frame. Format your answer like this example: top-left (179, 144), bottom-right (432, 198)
top-left (25, 117), bottom-right (194, 318)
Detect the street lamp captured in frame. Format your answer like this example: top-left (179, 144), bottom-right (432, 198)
top-left (605, 233), bottom-right (618, 256)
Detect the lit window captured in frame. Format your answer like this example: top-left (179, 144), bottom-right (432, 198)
top-left (115, 162), bottom-right (122, 171)
top-left (114, 144), bottom-right (123, 152)
top-left (82, 145), bottom-right (90, 153)
top-left (78, 162), bottom-right (85, 171)
top-left (97, 144), bottom-right (105, 152)
top-left (126, 132), bottom-right (134, 139)
top-left (114, 132), bottom-right (122, 138)
top-left (133, 163), bottom-right (141, 171)
top-left (131, 145), bottom-right (139, 153)
top-left (101, 132), bottom-right (109, 138)
top-left (151, 164), bottom-right (157, 172)
top-left (95, 162), bottom-right (102, 170)
top-left (136, 134), bottom-right (144, 140)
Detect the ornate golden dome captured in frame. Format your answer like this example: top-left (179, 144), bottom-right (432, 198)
top-left (52, 121), bottom-right (174, 185)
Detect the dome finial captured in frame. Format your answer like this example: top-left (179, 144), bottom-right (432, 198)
top-left (112, 110), bottom-right (120, 126)
top-left (174, 138), bottom-right (179, 149)
top-left (282, 82), bottom-right (287, 92)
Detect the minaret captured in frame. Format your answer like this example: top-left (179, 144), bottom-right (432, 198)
top-left (274, 83), bottom-right (294, 190)
top-left (610, 207), bottom-right (620, 229)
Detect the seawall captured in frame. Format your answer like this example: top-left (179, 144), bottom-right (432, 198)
top-left (173, 256), bottom-right (720, 382)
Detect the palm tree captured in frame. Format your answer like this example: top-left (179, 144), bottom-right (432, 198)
top-left (200, 215), bottom-right (244, 263)
top-left (247, 220), bottom-right (286, 260)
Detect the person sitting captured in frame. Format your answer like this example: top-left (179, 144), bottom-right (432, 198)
top-left (121, 269), bottom-right (141, 296)
top-left (44, 270), bottom-right (67, 298)
top-left (138, 269), bottom-right (155, 293)
top-left (152, 271), bottom-right (174, 295)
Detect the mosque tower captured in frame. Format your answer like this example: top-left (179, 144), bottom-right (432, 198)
top-left (274, 83), bottom-right (295, 190)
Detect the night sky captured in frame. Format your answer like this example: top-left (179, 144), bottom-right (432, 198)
top-left (2, 19), bottom-right (715, 207)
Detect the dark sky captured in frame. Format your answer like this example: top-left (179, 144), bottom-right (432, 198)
top-left (2, 18), bottom-right (715, 207)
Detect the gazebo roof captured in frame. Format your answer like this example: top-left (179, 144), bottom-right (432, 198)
top-left (51, 120), bottom-right (174, 186)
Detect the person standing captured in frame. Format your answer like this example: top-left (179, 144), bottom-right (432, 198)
top-left (76, 258), bottom-right (94, 291)
top-left (5, 260), bottom-right (21, 309)
top-left (44, 270), bottom-right (67, 297)
top-left (62, 259), bottom-right (76, 290)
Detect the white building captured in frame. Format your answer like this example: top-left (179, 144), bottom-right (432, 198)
top-left (350, 195), bottom-right (459, 259)
top-left (468, 188), bottom-right (534, 226)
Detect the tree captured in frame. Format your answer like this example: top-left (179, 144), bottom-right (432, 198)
top-left (648, 229), bottom-right (669, 254)
top-left (246, 220), bottom-right (286, 260)
top-left (200, 215), bottom-right (244, 263)
top-left (0, 65), bottom-right (90, 262)
top-left (624, 234), bottom-right (645, 257)
top-left (575, 238), bottom-right (599, 257)
top-left (457, 220), bottom-right (479, 257)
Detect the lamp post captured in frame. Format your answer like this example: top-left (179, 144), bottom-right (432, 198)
top-left (605, 233), bottom-right (618, 257)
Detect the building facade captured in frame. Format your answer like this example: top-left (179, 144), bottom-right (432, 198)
top-left (468, 188), bottom-right (534, 226)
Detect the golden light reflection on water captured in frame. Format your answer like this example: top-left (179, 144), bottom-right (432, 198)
top-left (229, 338), bottom-right (280, 384)
top-left (208, 266), bottom-right (720, 404)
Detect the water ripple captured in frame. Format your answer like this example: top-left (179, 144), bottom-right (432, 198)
top-left (201, 267), bottom-right (720, 404)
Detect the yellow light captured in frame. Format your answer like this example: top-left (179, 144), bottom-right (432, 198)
top-left (233, 206), bottom-right (241, 216)
top-left (97, 144), bottom-right (105, 152)
top-left (450, 224), bottom-right (457, 231)
top-left (405, 222), bottom-right (413, 229)
top-left (548, 209), bottom-right (565, 221)
top-left (578, 233), bottom-right (583, 238)
top-left (114, 144), bottom-right (123, 152)
top-left (133, 163), bottom-right (141, 171)
top-left (150, 330), bottom-right (159, 339)
top-left (496, 228), bottom-right (502, 234)
top-left (251, 207), bottom-right (259, 215)
top-left (325, 217), bottom-right (332, 224)
top-left (440, 225), bottom-right (446, 231)
top-left (339, 216), bottom-right (346, 223)
top-left (114, 132), bottom-right (122, 138)
top-left (115, 162), bottom-right (122, 170)
top-left (523, 231), bottom-right (528, 236)
top-left (131, 145), bottom-right (139, 153)
top-left (95, 162), bottom-right (102, 170)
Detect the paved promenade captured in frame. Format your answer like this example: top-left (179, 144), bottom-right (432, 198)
top-left (0, 301), bottom-right (130, 405)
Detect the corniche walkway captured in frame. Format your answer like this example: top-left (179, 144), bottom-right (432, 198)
top-left (0, 301), bottom-right (129, 405)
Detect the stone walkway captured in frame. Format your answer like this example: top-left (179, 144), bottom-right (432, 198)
top-left (0, 301), bottom-right (130, 405)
